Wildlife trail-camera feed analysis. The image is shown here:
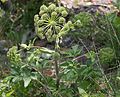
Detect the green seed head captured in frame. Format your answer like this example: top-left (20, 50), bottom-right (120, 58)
top-left (59, 7), bottom-right (66, 13)
top-left (46, 28), bottom-right (52, 36)
top-left (59, 17), bottom-right (65, 24)
top-left (7, 46), bottom-right (22, 64)
top-left (58, 31), bottom-right (66, 37)
top-left (50, 21), bottom-right (57, 26)
top-left (48, 4), bottom-right (56, 11)
top-left (67, 21), bottom-right (73, 27)
top-left (37, 20), bottom-right (44, 26)
top-left (61, 11), bottom-right (68, 17)
top-left (75, 20), bottom-right (82, 27)
top-left (51, 11), bottom-right (57, 19)
top-left (62, 24), bottom-right (69, 32)
top-left (37, 27), bottom-right (43, 33)
top-left (39, 10), bottom-right (45, 15)
top-left (55, 26), bottom-right (61, 33)
top-left (40, 5), bottom-right (48, 12)
top-left (41, 13), bottom-right (49, 20)
top-left (34, 14), bottom-right (39, 22)
top-left (55, 7), bottom-right (59, 13)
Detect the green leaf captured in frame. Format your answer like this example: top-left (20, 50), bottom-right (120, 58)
top-left (39, 47), bottom-right (55, 53)
top-left (6, 90), bottom-right (14, 97)
top-left (0, 8), bottom-right (5, 17)
top-left (23, 77), bottom-right (31, 88)
top-left (90, 92), bottom-right (105, 97)
top-left (117, 77), bottom-right (120, 80)
top-left (65, 45), bottom-right (81, 58)
top-left (31, 72), bottom-right (38, 80)
top-left (78, 87), bottom-right (88, 97)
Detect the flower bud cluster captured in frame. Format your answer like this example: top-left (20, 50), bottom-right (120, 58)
top-left (34, 3), bottom-right (73, 42)
top-left (7, 46), bottom-right (22, 64)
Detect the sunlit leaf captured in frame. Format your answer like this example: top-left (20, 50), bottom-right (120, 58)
top-left (6, 90), bottom-right (14, 97)
top-left (78, 87), bottom-right (88, 97)
top-left (23, 77), bottom-right (31, 88)
top-left (1, 0), bottom-right (7, 3)
top-left (117, 77), bottom-right (120, 80)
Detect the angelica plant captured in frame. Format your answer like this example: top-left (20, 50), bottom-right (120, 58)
top-left (34, 4), bottom-right (73, 89)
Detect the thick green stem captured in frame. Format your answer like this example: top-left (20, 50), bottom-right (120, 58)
top-left (55, 40), bottom-right (60, 90)
top-left (55, 58), bottom-right (59, 90)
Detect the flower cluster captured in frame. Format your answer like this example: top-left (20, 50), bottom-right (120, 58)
top-left (7, 46), bottom-right (22, 64)
top-left (34, 4), bottom-right (73, 42)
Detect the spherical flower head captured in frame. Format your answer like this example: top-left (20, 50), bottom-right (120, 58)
top-left (37, 20), bottom-right (44, 26)
top-left (61, 24), bottom-right (70, 32)
top-left (51, 11), bottom-right (57, 19)
top-left (67, 21), bottom-right (72, 26)
top-left (61, 11), bottom-right (68, 17)
top-left (67, 21), bottom-right (73, 28)
top-left (58, 31), bottom-right (66, 37)
top-left (40, 5), bottom-right (48, 12)
top-left (48, 4), bottom-right (56, 11)
top-left (46, 28), bottom-right (52, 36)
top-left (59, 17), bottom-right (65, 24)
top-left (55, 7), bottom-right (59, 13)
top-left (50, 21), bottom-right (57, 26)
top-left (41, 13), bottom-right (49, 20)
top-left (58, 24), bottom-right (70, 37)
top-left (7, 46), bottom-right (22, 64)
top-left (34, 14), bottom-right (39, 22)
top-left (37, 27), bottom-right (45, 39)
top-left (59, 7), bottom-right (66, 13)
top-left (55, 26), bottom-right (61, 33)
top-left (39, 10), bottom-right (45, 15)
top-left (74, 20), bottom-right (82, 27)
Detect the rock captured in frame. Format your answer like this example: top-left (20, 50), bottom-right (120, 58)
top-left (0, 40), bottom-right (12, 53)
top-left (60, 0), bottom-right (118, 14)
top-left (61, 37), bottom-right (74, 47)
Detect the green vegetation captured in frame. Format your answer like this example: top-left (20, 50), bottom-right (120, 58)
top-left (1, 0), bottom-right (120, 97)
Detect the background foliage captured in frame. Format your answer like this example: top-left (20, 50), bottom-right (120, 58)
top-left (0, 0), bottom-right (120, 97)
